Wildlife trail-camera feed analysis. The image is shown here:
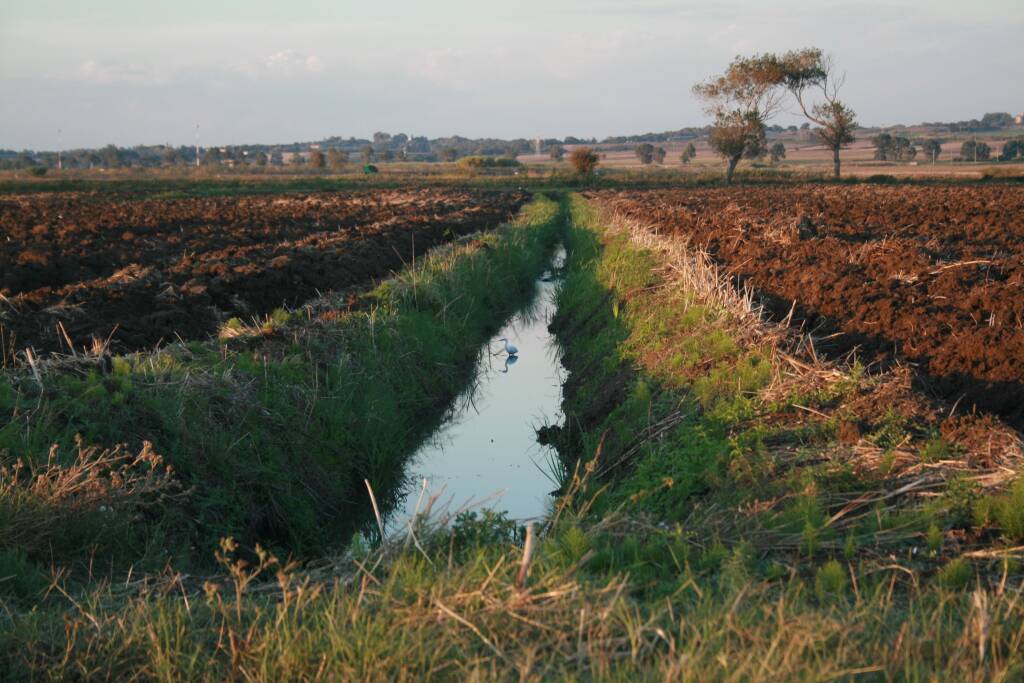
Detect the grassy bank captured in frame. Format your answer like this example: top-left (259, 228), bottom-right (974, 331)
top-left (2, 193), bottom-right (1023, 680)
top-left (0, 195), bottom-right (562, 582)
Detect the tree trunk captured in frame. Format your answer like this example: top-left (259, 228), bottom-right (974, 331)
top-left (832, 146), bottom-right (841, 179)
top-left (725, 155), bottom-right (741, 185)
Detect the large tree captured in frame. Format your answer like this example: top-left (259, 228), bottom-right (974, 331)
top-left (635, 143), bottom-right (655, 165)
top-left (920, 139), bottom-right (943, 163)
top-left (780, 48), bottom-right (857, 179)
top-left (871, 133), bottom-right (916, 162)
top-left (1000, 138), bottom-right (1024, 161)
top-left (693, 53), bottom-right (788, 184)
top-left (960, 140), bottom-right (991, 162)
top-left (680, 142), bottom-right (696, 164)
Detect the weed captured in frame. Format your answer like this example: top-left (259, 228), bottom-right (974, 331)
top-left (936, 558), bottom-right (973, 590)
top-left (814, 559), bottom-right (848, 602)
top-left (975, 478), bottom-right (1024, 541)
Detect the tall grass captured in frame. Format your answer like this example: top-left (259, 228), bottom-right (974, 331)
top-left (4, 499), bottom-right (1024, 680)
top-left (3, 191), bottom-right (1024, 680)
top-left (0, 196), bottom-right (563, 575)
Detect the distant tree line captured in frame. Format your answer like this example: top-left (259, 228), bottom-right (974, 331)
top-left (867, 135), bottom-right (1024, 163)
top-left (919, 112), bottom-right (1021, 133)
top-left (0, 131), bottom-right (620, 170)
top-left (602, 127), bottom-right (709, 144)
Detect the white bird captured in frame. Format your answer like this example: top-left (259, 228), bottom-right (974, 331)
top-left (495, 337), bottom-right (518, 356)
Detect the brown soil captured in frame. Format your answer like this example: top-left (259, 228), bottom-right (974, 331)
top-left (0, 189), bottom-right (528, 355)
top-left (588, 185), bottom-right (1024, 430)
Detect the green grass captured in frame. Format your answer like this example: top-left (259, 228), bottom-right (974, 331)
top-left (0, 195), bottom-right (563, 576)
top-left (2, 190), bottom-right (1024, 680)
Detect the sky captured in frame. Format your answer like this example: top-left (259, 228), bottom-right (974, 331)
top-left (0, 0), bottom-right (1020, 150)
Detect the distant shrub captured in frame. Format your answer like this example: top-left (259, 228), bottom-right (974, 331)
top-left (569, 148), bottom-right (599, 175)
top-left (864, 174), bottom-right (898, 184)
top-left (363, 164), bottom-right (379, 174)
top-left (456, 156), bottom-right (522, 170)
top-left (26, 166), bottom-right (47, 177)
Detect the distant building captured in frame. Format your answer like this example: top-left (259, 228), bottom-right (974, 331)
top-left (1016, 113), bottom-right (1024, 126)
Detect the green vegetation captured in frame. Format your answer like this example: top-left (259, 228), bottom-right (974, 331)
top-left (2, 192), bottom-right (1023, 679)
top-left (872, 132), bottom-right (918, 161)
top-left (961, 139), bottom-right (992, 162)
top-left (456, 156), bottom-right (522, 171)
top-left (0, 196), bottom-right (563, 577)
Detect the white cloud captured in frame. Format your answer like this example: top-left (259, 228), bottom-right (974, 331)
top-left (265, 50), bottom-right (324, 76)
top-left (76, 60), bottom-right (164, 85)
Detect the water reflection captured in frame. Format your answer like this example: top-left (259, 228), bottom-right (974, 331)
top-left (387, 246), bottom-right (566, 531)
top-left (500, 355), bottom-right (518, 374)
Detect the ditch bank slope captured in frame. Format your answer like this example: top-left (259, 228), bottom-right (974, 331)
top-left (0, 196), bottom-right (562, 577)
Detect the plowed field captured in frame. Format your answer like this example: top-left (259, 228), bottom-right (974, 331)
top-left (0, 189), bottom-right (528, 355)
top-left (589, 185), bottom-right (1024, 428)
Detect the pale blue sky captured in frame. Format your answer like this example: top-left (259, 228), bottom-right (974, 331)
top-left (1, 0), bottom-right (1020, 149)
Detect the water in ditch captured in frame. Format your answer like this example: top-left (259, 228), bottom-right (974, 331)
top-left (386, 246), bottom-right (566, 532)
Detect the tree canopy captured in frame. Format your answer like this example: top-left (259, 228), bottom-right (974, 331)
top-left (778, 48), bottom-right (857, 178)
top-left (693, 53), bottom-right (790, 183)
top-left (569, 148), bottom-right (599, 175)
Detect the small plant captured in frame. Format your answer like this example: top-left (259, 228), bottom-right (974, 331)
top-left (975, 478), bottom-right (1024, 541)
top-left (451, 509), bottom-right (520, 551)
top-left (814, 559), bottom-right (848, 602)
top-left (555, 523), bottom-right (590, 565)
top-left (801, 520), bottom-right (820, 557)
top-left (943, 476), bottom-right (979, 528)
top-left (842, 532), bottom-right (857, 561)
top-left (936, 557), bottom-right (972, 590)
top-left (867, 409), bottom-right (910, 450)
top-left (925, 523), bottom-right (944, 554)
top-left (920, 435), bottom-right (951, 463)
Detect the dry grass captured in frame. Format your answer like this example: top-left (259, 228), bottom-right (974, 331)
top-left (593, 198), bottom-right (1022, 493)
top-left (0, 439), bottom-right (182, 558)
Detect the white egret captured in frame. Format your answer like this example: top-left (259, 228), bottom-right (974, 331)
top-left (495, 337), bottom-right (518, 356)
